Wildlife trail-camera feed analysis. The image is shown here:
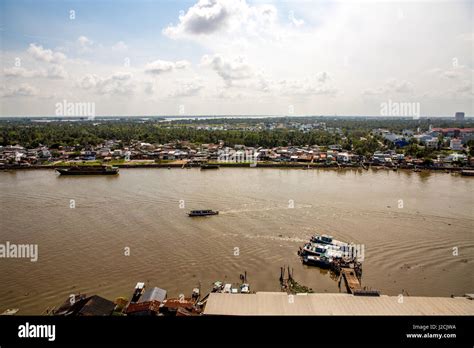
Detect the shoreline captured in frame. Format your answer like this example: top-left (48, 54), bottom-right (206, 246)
top-left (2, 162), bottom-right (473, 172)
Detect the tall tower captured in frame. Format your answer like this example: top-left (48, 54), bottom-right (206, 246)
top-left (455, 112), bottom-right (465, 121)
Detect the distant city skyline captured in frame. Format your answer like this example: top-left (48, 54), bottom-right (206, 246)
top-left (1, 0), bottom-right (473, 116)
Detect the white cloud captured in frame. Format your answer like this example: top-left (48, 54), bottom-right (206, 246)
top-left (78, 36), bottom-right (94, 52)
top-left (46, 65), bottom-right (68, 79)
top-left (3, 65), bottom-right (67, 79)
top-left (385, 79), bottom-right (414, 93)
top-left (429, 66), bottom-right (471, 81)
top-left (27, 43), bottom-right (66, 64)
top-left (112, 41), bottom-right (128, 51)
top-left (164, 0), bottom-right (242, 37)
top-left (144, 59), bottom-right (190, 75)
top-left (213, 89), bottom-right (246, 99)
top-left (3, 67), bottom-right (44, 78)
top-left (78, 74), bottom-right (100, 90)
top-left (199, 53), bottom-right (338, 98)
top-left (170, 80), bottom-right (204, 97)
top-left (1, 84), bottom-right (39, 97)
top-left (456, 81), bottom-right (473, 96)
top-left (144, 82), bottom-right (155, 95)
top-left (315, 71), bottom-right (330, 83)
top-left (288, 11), bottom-right (304, 27)
top-left (363, 79), bottom-right (414, 96)
top-left (201, 54), bottom-right (253, 85)
top-left (276, 75), bottom-right (338, 96)
top-left (163, 0), bottom-right (278, 39)
top-left (78, 72), bottom-right (135, 95)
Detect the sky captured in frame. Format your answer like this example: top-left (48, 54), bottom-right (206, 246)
top-left (0, 0), bottom-right (472, 117)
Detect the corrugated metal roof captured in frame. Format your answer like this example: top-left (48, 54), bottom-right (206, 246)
top-left (78, 295), bottom-right (115, 316)
top-left (204, 292), bottom-right (474, 316)
top-left (126, 300), bottom-right (161, 314)
top-left (138, 287), bottom-right (167, 303)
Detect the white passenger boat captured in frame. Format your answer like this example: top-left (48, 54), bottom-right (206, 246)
top-left (310, 234), bottom-right (348, 247)
top-left (301, 242), bottom-right (344, 259)
top-left (302, 255), bottom-right (331, 268)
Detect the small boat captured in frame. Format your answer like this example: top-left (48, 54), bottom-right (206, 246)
top-left (200, 164), bottom-right (219, 170)
top-left (220, 282), bottom-right (250, 294)
top-left (191, 288), bottom-right (200, 301)
top-left (212, 281), bottom-right (224, 293)
top-left (188, 210), bottom-right (219, 217)
top-left (240, 283), bottom-right (250, 294)
top-left (56, 165), bottom-right (119, 175)
top-left (301, 242), bottom-right (344, 259)
top-left (301, 243), bottom-right (327, 257)
top-left (130, 282), bottom-right (145, 303)
top-left (223, 283), bottom-right (232, 293)
top-left (1, 308), bottom-right (19, 315)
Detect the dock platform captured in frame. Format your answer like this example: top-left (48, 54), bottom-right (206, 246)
top-left (341, 268), bottom-right (362, 294)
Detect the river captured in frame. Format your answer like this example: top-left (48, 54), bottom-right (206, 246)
top-left (0, 167), bottom-right (473, 314)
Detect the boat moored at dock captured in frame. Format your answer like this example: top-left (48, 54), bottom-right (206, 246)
top-left (299, 234), bottom-right (363, 281)
top-left (311, 234), bottom-right (348, 248)
top-left (130, 282), bottom-right (146, 303)
top-left (211, 282), bottom-right (251, 294)
top-left (302, 254), bottom-right (331, 268)
top-left (300, 242), bottom-right (344, 259)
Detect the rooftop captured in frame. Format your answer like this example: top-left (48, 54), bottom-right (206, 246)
top-left (138, 287), bottom-right (167, 303)
top-left (77, 295), bottom-right (115, 316)
top-left (204, 292), bottom-right (474, 316)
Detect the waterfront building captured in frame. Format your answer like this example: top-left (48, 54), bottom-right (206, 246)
top-left (204, 292), bottom-right (474, 316)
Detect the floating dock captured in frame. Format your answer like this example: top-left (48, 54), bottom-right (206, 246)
top-left (340, 268), bottom-right (362, 294)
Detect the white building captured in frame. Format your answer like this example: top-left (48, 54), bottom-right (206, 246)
top-left (416, 136), bottom-right (439, 149)
top-left (450, 138), bottom-right (463, 151)
top-left (372, 129), bottom-right (390, 137)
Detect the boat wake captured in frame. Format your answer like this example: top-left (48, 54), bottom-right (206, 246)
top-left (219, 204), bottom-right (313, 215)
top-left (220, 233), bottom-right (307, 244)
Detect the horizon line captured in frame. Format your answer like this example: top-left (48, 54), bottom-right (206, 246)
top-left (0, 115), bottom-right (472, 119)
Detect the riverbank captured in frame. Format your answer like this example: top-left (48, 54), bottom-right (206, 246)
top-left (2, 161), bottom-right (474, 172)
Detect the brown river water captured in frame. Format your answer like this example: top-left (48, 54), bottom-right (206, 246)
top-left (0, 168), bottom-right (473, 314)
